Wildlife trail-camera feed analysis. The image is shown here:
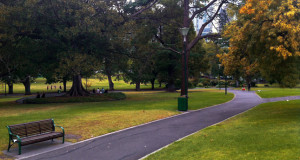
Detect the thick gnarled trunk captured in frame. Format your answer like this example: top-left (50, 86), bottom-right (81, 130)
top-left (68, 75), bottom-right (89, 96)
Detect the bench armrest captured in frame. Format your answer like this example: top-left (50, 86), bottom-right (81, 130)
top-left (54, 125), bottom-right (65, 135)
top-left (7, 126), bottom-right (21, 142)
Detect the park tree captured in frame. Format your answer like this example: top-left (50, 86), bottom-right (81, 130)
top-left (189, 41), bottom-right (209, 80)
top-left (23, 0), bottom-right (118, 95)
top-left (219, 0), bottom-right (300, 88)
top-left (0, 1), bottom-right (43, 95)
top-left (0, 41), bottom-right (20, 94)
top-left (58, 52), bottom-right (99, 96)
top-left (127, 0), bottom-right (235, 95)
top-left (122, 19), bottom-right (160, 90)
top-left (100, 23), bottom-right (129, 91)
top-left (124, 0), bottom-right (214, 91)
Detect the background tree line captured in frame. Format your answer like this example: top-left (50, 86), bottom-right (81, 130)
top-left (0, 0), bottom-right (220, 96)
top-left (1, 0), bottom-right (298, 96)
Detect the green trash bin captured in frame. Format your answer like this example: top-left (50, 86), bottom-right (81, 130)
top-left (178, 96), bottom-right (188, 111)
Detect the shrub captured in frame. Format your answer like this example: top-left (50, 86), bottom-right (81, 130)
top-left (202, 79), bottom-right (211, 87)
top-left (190, 78), bottom-right (199, 87)
top-left (198, 83), bottom-right (204, 87)
top-left (210, 79), bottom-right (218, 86)
top-left (174, 79), bottom-right (197, 89)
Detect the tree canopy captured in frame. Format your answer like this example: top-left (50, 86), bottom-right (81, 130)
top-left (219, 0), bottom-right (300, 87)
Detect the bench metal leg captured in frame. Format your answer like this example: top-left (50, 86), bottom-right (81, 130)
top-left (7, 139), bottom-right (11, 152)
top-left (18, 142), bottom-right (21, 155)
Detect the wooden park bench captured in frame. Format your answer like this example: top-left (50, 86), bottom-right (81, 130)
top-left (7, 119), bottom-right (65, 155)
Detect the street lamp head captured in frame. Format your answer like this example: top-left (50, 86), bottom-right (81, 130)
top-left (179, 27), bottom-right (189, 36)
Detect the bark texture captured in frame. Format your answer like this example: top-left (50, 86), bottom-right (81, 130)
top-left (68, 75), bottom-right (89, 96)
top-left (107, 74), bottom-right (114, 91)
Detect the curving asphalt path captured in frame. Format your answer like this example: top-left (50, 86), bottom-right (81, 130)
top-left (18, 90), bottom-right (300, 160)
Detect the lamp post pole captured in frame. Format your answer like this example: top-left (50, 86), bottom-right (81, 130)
top-left (184, 37), bottom-right (188, 98)
top-left (225, 76), bottom-right (227, 95)
top-left (178, 27), bottom-right (189, 111)
top-left (218, 64), bottom-right (221, 90)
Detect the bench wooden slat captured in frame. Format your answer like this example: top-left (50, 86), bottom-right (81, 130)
top-left (7, 119), bottom-right (64, 155)
top-left (21, 132), bottom-right (63, 146)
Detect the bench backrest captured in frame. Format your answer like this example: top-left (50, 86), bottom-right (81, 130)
top-left (8, 119), bottom-right (55, 138)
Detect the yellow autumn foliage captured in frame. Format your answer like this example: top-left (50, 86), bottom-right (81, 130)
top-left (220, 0), bottom-right (299, 84)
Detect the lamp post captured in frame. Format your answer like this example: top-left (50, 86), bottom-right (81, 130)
top-left (218, 64), bottom-right (221, 90)
top-left (225, 76), bottom-right (227, 95)
top-left (178, 27), bottom-right (189, 111)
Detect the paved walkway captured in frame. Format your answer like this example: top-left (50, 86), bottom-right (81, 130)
top-left (7, 90), bottom-right (300, 160)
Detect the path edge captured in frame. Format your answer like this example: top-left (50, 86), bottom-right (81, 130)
top-left (16, 91), bottom-right (236, 160)
top-left (139, 99), bottom-right (258, 160)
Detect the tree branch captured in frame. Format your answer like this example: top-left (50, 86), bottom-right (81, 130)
top-left (130, 0), bottom-right (159, 18)
top-left (154, 34), bottom-right (181, 54)
top-left (188, 0), bottom-right (218, 25)
top-left (187, 1), bottom-right (225, 50)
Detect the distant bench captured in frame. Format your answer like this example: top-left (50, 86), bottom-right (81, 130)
top-left (7, 119), bottom-right (65, 155)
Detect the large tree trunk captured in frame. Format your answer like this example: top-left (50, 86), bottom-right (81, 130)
top-left (107, 74), bottom-right (114, 91)
top-left (68, 75), bottom-right (89, 96)
top-left (135, 81), bottom-right (140, 91)
top-left (105, 59), bottom-right (114, 90)
top-left (150, 78), bottom-right (155, 90)
top-left (22, 76), bottom-right (31, 95)
top-left (63, 78), bottom-right (67, 92)
top-left (8, 82), bottom-right (13, 94)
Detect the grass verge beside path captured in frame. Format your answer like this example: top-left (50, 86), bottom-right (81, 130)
top-left (233, 87), bottom-right (300, 98)
top-left (145, 100), bottom-right (300, 160)
top-left (254, 88), bottom-right (300, 98)
top-left (0, 89), bottom-right (233, 154)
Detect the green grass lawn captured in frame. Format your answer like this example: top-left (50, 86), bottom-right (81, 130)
top-left (0, 89), bottom-right (233, 155)
top-left (233, 86), bottom-right (300, 98)
top-left (0, 77), bottom-right (164, 94)
top-left (254, 88), bottom-right (300, 98)
top-left (145, 100), bottom-right (300, 160)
